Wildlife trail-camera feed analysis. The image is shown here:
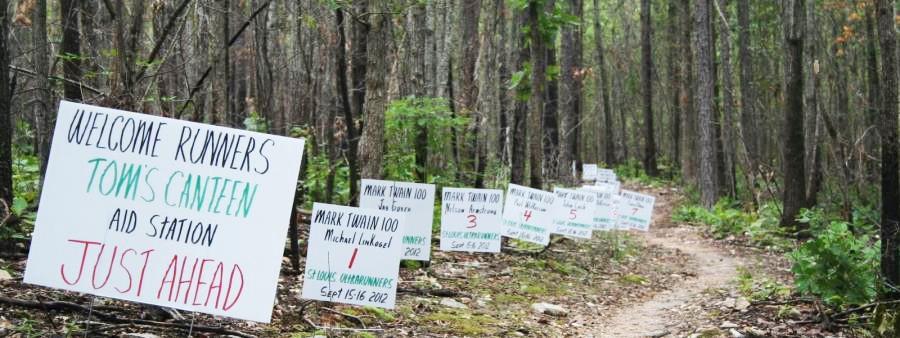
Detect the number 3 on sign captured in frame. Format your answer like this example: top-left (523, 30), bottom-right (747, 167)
top-left (466, 214), bottom-right (477, 228)
top-left (523, 209), bottom-right (532, 221)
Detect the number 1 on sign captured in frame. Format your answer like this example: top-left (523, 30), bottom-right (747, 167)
top-left (523, 210), bottom-right (532, 221)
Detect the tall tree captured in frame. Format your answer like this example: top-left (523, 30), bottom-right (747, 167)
top-left (640, 0), bottom-right (657, 176)
top-left (335, 8), bottom-right (361, 203)
top-left (594, 0), bottom-right (615, 166)
top-left (780, 0), bottom-right (807, 228)
top-left (863, 4), bottom-right (880, 177)
top-left (358, 3), bottom-right (393, 180)
top-left (0, 0), bottom-right (11, 204)
top-left (33, 0), bottom-right (52, 178)
top-left (716, 0), bottom-right (736, 197)
top-left (737, 0), bottom-right (758, 193)
top-left (410, 2), bottom-right (429, 183)
top-left (511, 6), bottom-right (529, 185)
top-left (60, 0), bottom-right (81, 101)
top-left (460, 0), bottom-right (482, 184)
top-left (876, 0), bottom-right (900, 297)
top-left (694, 0), bottom-right (718, 207)
top-left (558, 0), bottom-right (583, 185)
top-left (527, 0), bottom-right (546, 188)
top-left (668, 0), bottom-right (682, 168)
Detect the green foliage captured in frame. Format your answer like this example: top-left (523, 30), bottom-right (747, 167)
top-left (613, 159), bottom-right (671, 187)
top-left (302, 152), bottom-right (350, 208)
top-left (672, 199), bottom-right (791, 249)
top-left (243, 111), bottom-right (269, 133)
top-left (384, 96), bottom-right (467, 186)
top-left (788, 221), bottom-right (879, 307)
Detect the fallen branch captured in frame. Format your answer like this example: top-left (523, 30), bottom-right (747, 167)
top-left (0, 296), bottom-right (257, 338)
top-left (750, 298), bottom-right (815, 306)
top-left (832, 299), bottom-right (900, 320)
top-left (321, 307), bottom-right (366, 329)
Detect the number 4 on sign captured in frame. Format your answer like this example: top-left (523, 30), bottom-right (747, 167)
top-left (523, 210), bottom-right (532, 221)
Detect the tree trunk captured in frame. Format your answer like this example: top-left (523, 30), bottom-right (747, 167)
top-left (335, 8), bottom-right (361, 204)
top-left (511, 8), bottom-right (529, 185)
top-left (543, 47), bottom-right (559, 180)
top-left (640, 0), bottom-right (657, 176)
top-left (60, 0), bottom-right (82, 101)
top-left (411, 2), bottom-right (429, 183)
top-left (863, 6), bottom-right (880, 178)
top-left (33, 0), bottom-right (52, 179)
top-left (716, 0), bottom-right (736, 197)
top-left (558, 0), bottom-right (582, 185)
top-left (876, 0), bottom-right (900, 298)
top-left (780, 0), bottom-right (807, 228)
top-left (682, 0), bottom-right (697, 183)
top-left (351, 0), bottom-right (369, 123)
top-left (737, 0), bottom-right (758, 200)
top-left (358, 3), bottom-right (392, 180)
top-left (0, 0), bottom-right (11, 205)
top-left (668, 0), bottom-right (682, 169)
top-left (460, 0), bottom-right (482, 184)
top-left (694, 0), bottom-right (718, 208)
top-left (594, 0), bottom-right (615, 166)
top-left (527, 1), bottom-right (546, 189)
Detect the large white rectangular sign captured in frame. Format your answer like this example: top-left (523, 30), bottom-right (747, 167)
top-left (550, 188), bottom-right (596, 239)
top-left (24, 101), bottom-right (305, 322)
top-left (440, 188), bottom-right (504, 253)
top-left (501, 184), bottom-right (555, 246)
top-left (615, 190), bottom-right (656, 231)
top-left (359, 179), bottom-right (435, 260)
top-left (581, 185), bottom-right (619, 231)
top-left (301, 203), bottom-right (405, 309)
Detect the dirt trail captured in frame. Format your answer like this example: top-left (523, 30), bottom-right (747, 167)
top-left (590, 190), bottom-right (745, 338)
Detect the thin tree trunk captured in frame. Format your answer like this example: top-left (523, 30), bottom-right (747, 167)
top-left (33, 0), bottom-right (52, 179)
top-left (863, 6), bottom-right (880, 178)
top-left (694, 0), bottom-right (718, 207)
top-left (716, 0), bottom-right (736, 197)
top-left (460, 0), bottom-right (482, 184)
top-left (780, 0), bottom-right (807, 228)
top-left (558, 0), bottom-right (582, 185)
top-left (0, 0), bottom-right (11, 205)
top-left (594, 0), bottom-right (615, 166)
top-left (641, 0), bottom-right (657, 176)
top-left (876, 0), bottom-right (900, 298)
top-left (511, 8), bottom-right (529, 185)
top-left (737, 0), bottom-right (759, 201)
top-left (668, 0), bottom-right (682, 169)
top-left (411, 2), bottom-right (429, 183)
top-left (60, 0), bottom-right (82, 101)
top-left (334, 8), bottom-right (361, 204)
top-left (528, 1), bottom-right (546, 189)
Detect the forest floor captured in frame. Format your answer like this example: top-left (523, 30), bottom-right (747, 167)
top-left (0, 183), bottom-right (861, 337)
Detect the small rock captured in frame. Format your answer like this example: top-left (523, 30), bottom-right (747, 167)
top-left (531, 302), bottom-right (568, 317)
top-left (745, 327), bottom-right (766, 336)
top-left (440, 298), bottom-right (467, 309)
top-left (721, 297), bottom-right (736, 309)
top-left (730, 328), bottom-right (745, 337)
top-left (735, 297), bottom-right (751, 311)
top-left (0, 269), bottom-right (12, 281)
top-left (787, 308), bottom-right (803, 320)
top-left (121, 334), bottom-right (161, 338)
top-left (721, 321), bottom-right (739, 329)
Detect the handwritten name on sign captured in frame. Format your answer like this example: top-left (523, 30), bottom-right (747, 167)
top-left (301, 203), bottom-right (405, 309)
top-left (550, 188), bottom-right (597, 239)
top-left (580, 185), bottom-right (619, 231)
top-left (359, 179), bottom-right (435, 261)
top-left (440, 188), bottom-right (504, 253)
top-left (614, 190), bottom-right (656, 231)
top-left (23, 101), bottom-right (305, 322)
top-left (501, 184), bottom-right (555, 246)
top-left (582, 164), bottom-right (599, 181)
top-left (596, 169), bottom-right (618, 184)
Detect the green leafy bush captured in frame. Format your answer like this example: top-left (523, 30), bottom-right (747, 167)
top-left (788, 221), bottom-right (879, 307)
top-left (672, 200), bottom-right (790, 249)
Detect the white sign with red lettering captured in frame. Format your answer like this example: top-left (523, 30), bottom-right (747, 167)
top-left (440, 188), bottom-right (504, 253)
top-left (615, 190), bottom-right (656, 231)
top-left (301, 203), bottom-right (405, 309)
top-left (550, 188), bottom-right (596, 239)
top-left (501, 184), bottom-right (555, 246)
top-left (24, 101), bottom-right (305, 322)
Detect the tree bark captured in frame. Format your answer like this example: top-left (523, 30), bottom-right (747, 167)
top-left (460, 0), bottom-right (482, 184)
top-left (863, 6), bottom-right (880, 177)
top-left (779, 0), bottom-right (807, 228)
top-left (0, 0), bottom-right (12, 205)
top-left (335, 8), bottom-right (361, 204)
top-left (594, 0), bottom-right (615, 166)
top-left (358, 2), bottom-right (393, 180)
top-left (411, 2), bottom-right (429, 183)
top-left (640, 0), bottom-right (657, 176)
top-left (737, 0), bottom-right (758, 199)
top-left (668, 0), bottom-right (682, 169)
top-left (716, 0), bottom-right (736, 197)
top-left (558, 0), bottom-right (582, 185)
top-left (60, 0), bottom-right (82, 101)
top-left (876, 0), bottom-right (900, 298)
top-left (694, 0), bottom-right (718, 207)
top-left (511, 7), bottom-right (529, 185)
top-left (527, 1), bottom-right (546, 189)
top-left (33, 0), bottom-right (53, 178)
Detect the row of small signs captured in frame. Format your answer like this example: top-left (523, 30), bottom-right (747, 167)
top-left (23, 102), bottom-right (656, 324)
